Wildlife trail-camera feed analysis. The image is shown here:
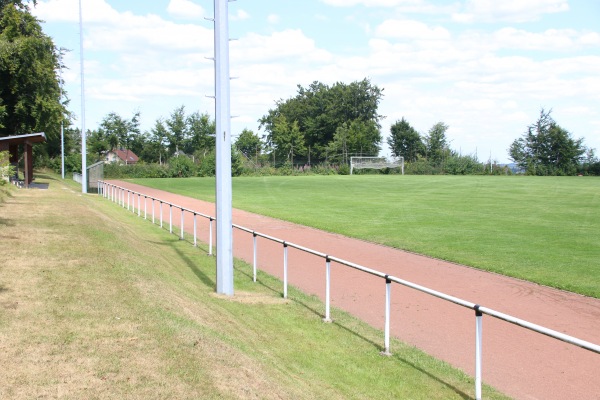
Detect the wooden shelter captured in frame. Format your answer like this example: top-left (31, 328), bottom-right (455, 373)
top-left (0, 132), bottom-right (46, 187)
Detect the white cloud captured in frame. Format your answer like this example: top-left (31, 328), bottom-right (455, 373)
top-left (321, 0), bottom-right (424, 7)
top-left (375, 19), bottom-right (451, 41)
top-left (166, 0), bottom-right (205, 20)
top-left (452, 0), bottom-right (569, 23)
top-left (267, 14), bottom-right (280, 24)
top-left (34, 0), bottom-right (119, 23)
top-left (232, 9), bottom-right (250, 21)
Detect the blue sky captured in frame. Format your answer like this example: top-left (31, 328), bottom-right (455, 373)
top-left (32, 0), bottom-right (600, 163)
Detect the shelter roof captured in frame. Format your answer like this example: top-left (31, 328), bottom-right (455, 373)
top-left (0, 132), bottom-right (46, 145)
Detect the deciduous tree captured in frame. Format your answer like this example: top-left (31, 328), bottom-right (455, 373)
top-left (387, 117), bottom-right (424, 162)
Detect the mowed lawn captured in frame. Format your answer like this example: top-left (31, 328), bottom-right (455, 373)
top-left (0, 175), bottom-right (509, 399)
top-left (131, 175), bottom-right (600, 298)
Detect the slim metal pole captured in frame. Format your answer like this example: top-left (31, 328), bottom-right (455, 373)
top-left (144, 196), bottom-right (147, 219)
top-left (209, 218), bottom-right (213, 256)
top-left (253, 233), bottom-right (257, 283)
top-left (193, 213), bottom-right (197, 246)
top-left (283, 242), bottom-right (288, 299)
top-left (475, 306), bottom-right (483, 400)
top-left (160, 201), bottom-right (163, 228)
top-left (180, 209), bottom-right (184, 240)
top-left (169, 204), bottom-right (173, 233)
top-left (324, 257), bottom-right (332, 322)
top-left (383, 277), bottom-right (392, 355)
top-left (137, 194), bottom-right (141, 217)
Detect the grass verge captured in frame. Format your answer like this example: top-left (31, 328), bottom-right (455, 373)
top-left (130, 175), bottom-right (600, 298)
top-left (0, 173), bottom-right (509, 399)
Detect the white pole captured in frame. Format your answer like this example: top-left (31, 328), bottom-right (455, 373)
top-left (283, 243), bottom-right (288, 299)
top-left (383, 278), bottom-right (392, 355)
top-left (253, 233), bottom-right (257, 283)
top-left (193, 213), bottom-right (197, 247)
top-left (180, 209), bottom-right (184, 240)
top-left (214, 0), bottom-right (234, 295)
top-left (475, 307), bottom-right (483, 400)
top-left (78, 0), bottom-right (87, 193)
top-left (209, 218), bottom-right (213, 256)
top-left (324, 257), bottom-right (332, 322)
top-left (58, 55), bottom-right (65, 180)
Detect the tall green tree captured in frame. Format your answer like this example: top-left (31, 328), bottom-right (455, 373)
top-left (425, 122), bottom-right (450, 166)
top-left (328, 120), bottom-right (381, 163)
top-left (259, 78), bottom-right (384, 162)
top-left (387, 117), bottom-right (424, 162)
top-left (184, 111), bottom-right (214, 156)
top-left (0, 0), bottom-right (66, 159)
top-left (144, 119), bottom-right (168, 164)
top-left (509, 109), bottom-right (586, 175)
top-left (235, 128), bottom-right (262, 160)
top-left (271, 115), bottom-right (305, 165)
top-left (166, 105), bottom-right (186, 155)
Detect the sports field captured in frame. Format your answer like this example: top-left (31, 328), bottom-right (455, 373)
top-left (131, 175), bottom-right (600, 298)
top-left (0, 175), bottom-right (509, 399)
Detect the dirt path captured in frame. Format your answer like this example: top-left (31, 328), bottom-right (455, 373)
top-left (109, 181), bottom-right (600, 400)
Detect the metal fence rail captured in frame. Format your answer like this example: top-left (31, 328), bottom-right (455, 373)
top-left (98, 180), bottom-right (600, 400)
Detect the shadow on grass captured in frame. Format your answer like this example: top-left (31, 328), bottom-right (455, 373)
top-left (150, 238), bottom-right (216, 289)
top-left (0, 217), bottom-right (15, 226)
top-left (236, 265), bottom-right (474, 399)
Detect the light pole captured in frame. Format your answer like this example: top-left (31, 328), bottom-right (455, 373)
top-left (79, 0), bottom-right (87, 193)
top-left (214, 0), bottom-right (233, 296)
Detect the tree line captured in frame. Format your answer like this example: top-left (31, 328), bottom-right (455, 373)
top-left (1, 0), bottom-right (599, 177)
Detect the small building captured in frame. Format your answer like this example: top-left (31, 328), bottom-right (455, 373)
top-left (0, 132), bottom-right (46, 187)
top-left (105, 148), bottom-right (139, 165)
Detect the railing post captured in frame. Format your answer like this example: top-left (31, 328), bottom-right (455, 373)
top-left (122, 188), bottom-right (125, 208)
top-left (180, 208), bottom-right (184, 240)
top-left (382, 276), bottom-right (392, 356)
top-left (475, 305), bottom-right (483, 400)
top-left (193, 213), bottom-right (197, 247)
top-left (127, 190), bottom-right (130, 211)
top-left (324, 256), bottom-right (332, 322)
top-left (137, 194), bottom-right (141, 217)
top-left (144, 196), bottom-right (147, 220)
top-left (152, 199), bottom-right (155, 224)
top-left (253, 232), bottom-right (257, 283)
top-left (209, 217), bottom-right (213, 256)
top-left (169, 204), bottom-right (173, 234)
top-left (283, 242), bottom-right (288, 299)
top-left (159, 201), bottom-right (163, 228)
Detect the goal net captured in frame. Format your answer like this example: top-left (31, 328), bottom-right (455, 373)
top-left (350, 157), bottom-right (404, 175)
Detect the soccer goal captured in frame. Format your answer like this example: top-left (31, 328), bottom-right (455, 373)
top-left (350, 157), bottom-right (404, 175)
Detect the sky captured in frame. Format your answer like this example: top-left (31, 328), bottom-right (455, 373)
top-left (31, 0), bottom-right (600, 164)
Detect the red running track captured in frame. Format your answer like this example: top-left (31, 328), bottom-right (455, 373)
top-left (108, 181), bottom-right (600, 400)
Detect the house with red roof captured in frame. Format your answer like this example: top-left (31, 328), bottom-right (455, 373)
top-left (105, 148), bottom-right (139, 165)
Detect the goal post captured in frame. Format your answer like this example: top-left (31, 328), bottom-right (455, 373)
top-left (350, 157), bottom-right (404, 175)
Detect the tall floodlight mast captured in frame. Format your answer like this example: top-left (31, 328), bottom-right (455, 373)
top-left (78, 0), bottom-right (87, 193)
top-left (214, 0), bottom-right (234, 295)
top-left (58, 50), bottom-right (65, 180)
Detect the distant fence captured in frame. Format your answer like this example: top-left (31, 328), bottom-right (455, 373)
top-left (98, 180), bottom-right (600, 400)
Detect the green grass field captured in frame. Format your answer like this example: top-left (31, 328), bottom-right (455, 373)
top-left (0, 174), bottom-right (509, 399)
top-left (131, 175), bottom-right (600, 298)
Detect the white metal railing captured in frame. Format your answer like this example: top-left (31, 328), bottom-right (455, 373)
top-left (98, 180), bottom-right (600, 400)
